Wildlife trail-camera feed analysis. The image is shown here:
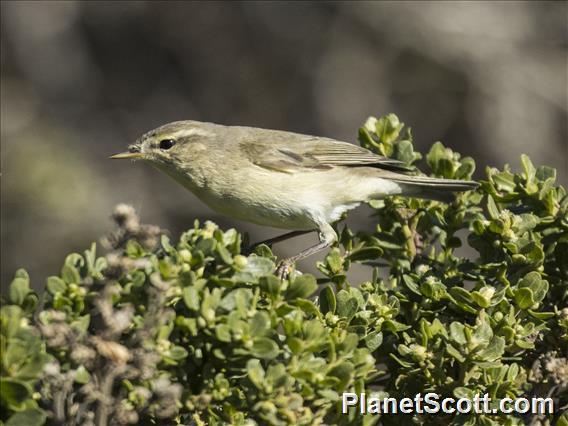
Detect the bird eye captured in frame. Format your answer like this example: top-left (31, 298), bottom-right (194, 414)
top-left (159, 139), bottom-right (176, 150)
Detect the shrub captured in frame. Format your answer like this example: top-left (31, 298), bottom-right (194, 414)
top-left (1, 114), bottom-right (567, 425)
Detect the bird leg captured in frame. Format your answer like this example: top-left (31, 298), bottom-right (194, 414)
top-left (276, 223), bottom-right (337, 280)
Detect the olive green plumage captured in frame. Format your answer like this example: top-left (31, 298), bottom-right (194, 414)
top-left (111, 120), bottom-right (478, 276)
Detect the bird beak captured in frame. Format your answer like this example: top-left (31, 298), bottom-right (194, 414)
top-left (109, 152), bottom-right (144, 160)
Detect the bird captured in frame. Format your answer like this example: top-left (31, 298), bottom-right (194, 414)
top-left (110, 120), bottom-right (478, 278)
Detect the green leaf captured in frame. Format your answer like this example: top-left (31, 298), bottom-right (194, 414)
top-left (196, 237), bottom-right (216, 254)
top-left (420, 280), bottom-right (447, 301)
top-left (441, 158), bottom-right (456, 178)
top-left (375, 113), bottom-right (404, 145)
top-left (250, 312), bottom-right (270, 336)
top-left (326, 248), bottom-right (343, 274)
top-left (319, 286), bottom-right (336, 314)
top-left (0, 379), bottom-right (30, 409)
top-left (450, 322), bottom-right (467, 345)
top-left (515, 338), bottom-right (535, 350)
top-left (402, 275), bottom-right (421, 296)
top-left (266, 364), bottom-right (288, 388)
top-left (293, 299), bottom-right (320, 316)
top-left (536, 165), bottom-right (556, 181)
top-left (389, 353), bottom-right (414, 368)
top-left (251, 337), bottom-right (279, 360)
top-left (125, 240), bottom-right (145, 258)
top-left (476, 336), bottom-right (505, 361)
top-left (253, 244), bottom-right (274, 259)
top-left (347, 247), bottom-right (383, 262)
top-left (339, 333), bottom-right (359, 352)
top-left (527, 310), bottom-right (555, 320)
top-left (259, 275), bottom-right (281, 297)
top-left (286, 337), bottom-right (303, 355)
top-left (286, 274), bottom-right (318, 300)
top-left (4, 341), bottom-right (28, 372)
top-left (393, 139), bottom-right (421, 165)
top-left (5, 408), bottom-right (46, 426)
top-left (471, 319), bottom-right (493, 347)
top-left (521, 154), bottom-right (536, 184)
top-left (61, 264), bottom-right (80, 285)
top-left (17, 352), bottom-right (50, 380)
top-left (219, 288), bottom-right (252, 313)
top-left (74, 365), bottom-right (91, 384)
top-left (471, 289), bottom-right (492, 308)
top-left (364, 331), bottom-right (383, 351)
top-left (246, 359), bottom-right (265, 389)
top-left (215, 324), bottom-right (232, 342)
top-left (234, 256), bottom-right (274, 282)
top-left (9, 275), bottom-right (30, 306)
top-left (13, 268), bottom-right (30, 281)
top-left (453, 387), bottom-right (475, 400)
top-left (167, 345), bottom-right (189, 360)
top-left (336, 290), bottom-right (358, 319)
top-left (518, 272), bottom-right (549, 303)
top-left (304, 320), bottom-right (326, 343)
top-left (46, 276), bottom-right (66, 295)
top-left (446, 344), bottom-right (465, 362)
top-left (448, 287), bottom-right (476, 314)
top-left (318, 389), bottom-right (340, 401)
top-left (556, 412), bottom-right (568, 426)
top-left (70, 315), bottom-right (90, 333)
top-left (514, 287), bottom-right (534, 310)
top-left (368, 199), bottom-right (385, 209)
top-left (183, 287), bottom-right (200, 311)
top-left (507, 363), bottom-right (519, 382)
top-left (65, 252), bottom-right (85, 268)
top-left (516, 214), bottom-right (539, 233)
top-left (455, 157), bottom-right (476, 179)
top-left (492, 170), bottom-right (517, 193)
top-left (427, 141), bottom-right (456, 177)
top-left (216, 244), bottom-right (234, 265)
top-left (487, 195), bottom-right (500, 220)
top-left (374, 238), bottom-right (403, 250)
top-left (383, 319), bottom-right (411, 332)
top-left (328, 361), bottom-right (354, 391)
top-left (160, 235), bottom-right (174, 253)
top-left (1, 306), bottom-right (24, 338)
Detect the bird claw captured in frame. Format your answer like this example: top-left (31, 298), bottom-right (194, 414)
top-left (276, 259), bottom-right (294, 280)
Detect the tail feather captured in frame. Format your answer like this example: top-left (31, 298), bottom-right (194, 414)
top-left (391, 175), bottom-right (479, 202)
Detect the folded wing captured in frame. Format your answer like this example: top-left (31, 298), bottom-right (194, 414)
top-left (240, 135), bottom-right (410, 174)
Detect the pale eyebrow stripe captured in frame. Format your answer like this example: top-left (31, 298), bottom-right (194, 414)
top-left (170, 128), bottom-right (215, 139)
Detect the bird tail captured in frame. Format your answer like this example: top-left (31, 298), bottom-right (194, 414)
top-left (391, 175), bottom-right (479, 202)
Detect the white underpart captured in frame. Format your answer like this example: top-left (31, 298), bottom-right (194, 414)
top-left (370, 178), bottom-right (403, 198)
top-left (323, 177), bottom-right (402, 223)
top-left (160, 160), bottom-right (405, 231)
top-left (326, 202), bottom-right (362, 223)
top-left (295, 176), bottom-right (403, 226)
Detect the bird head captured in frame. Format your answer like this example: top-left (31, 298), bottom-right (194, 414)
top-left (110, 121), bottom-right (217, 168)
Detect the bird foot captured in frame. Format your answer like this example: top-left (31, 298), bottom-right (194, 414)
top-left (276, 259), bottom-right (294, 280)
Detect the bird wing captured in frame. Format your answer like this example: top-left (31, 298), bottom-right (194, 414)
top-left (240, 134), bottom-right (409, 174)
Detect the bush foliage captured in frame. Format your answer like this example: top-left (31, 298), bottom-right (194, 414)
top-left (1, 114), bottom-right (567, 426)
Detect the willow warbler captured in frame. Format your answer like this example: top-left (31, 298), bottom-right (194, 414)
top-left (110, 121), bottom-right (478, 277)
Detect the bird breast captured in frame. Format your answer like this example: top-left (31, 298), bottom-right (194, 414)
top-left (158, 160), bottom-right (402, 230)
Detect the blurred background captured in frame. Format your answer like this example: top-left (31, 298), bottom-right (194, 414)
top-left (1, 1), bottom-right (567, 292)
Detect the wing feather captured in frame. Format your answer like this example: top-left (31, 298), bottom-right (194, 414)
top-left (240, 135), bottom-right (409, 173)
